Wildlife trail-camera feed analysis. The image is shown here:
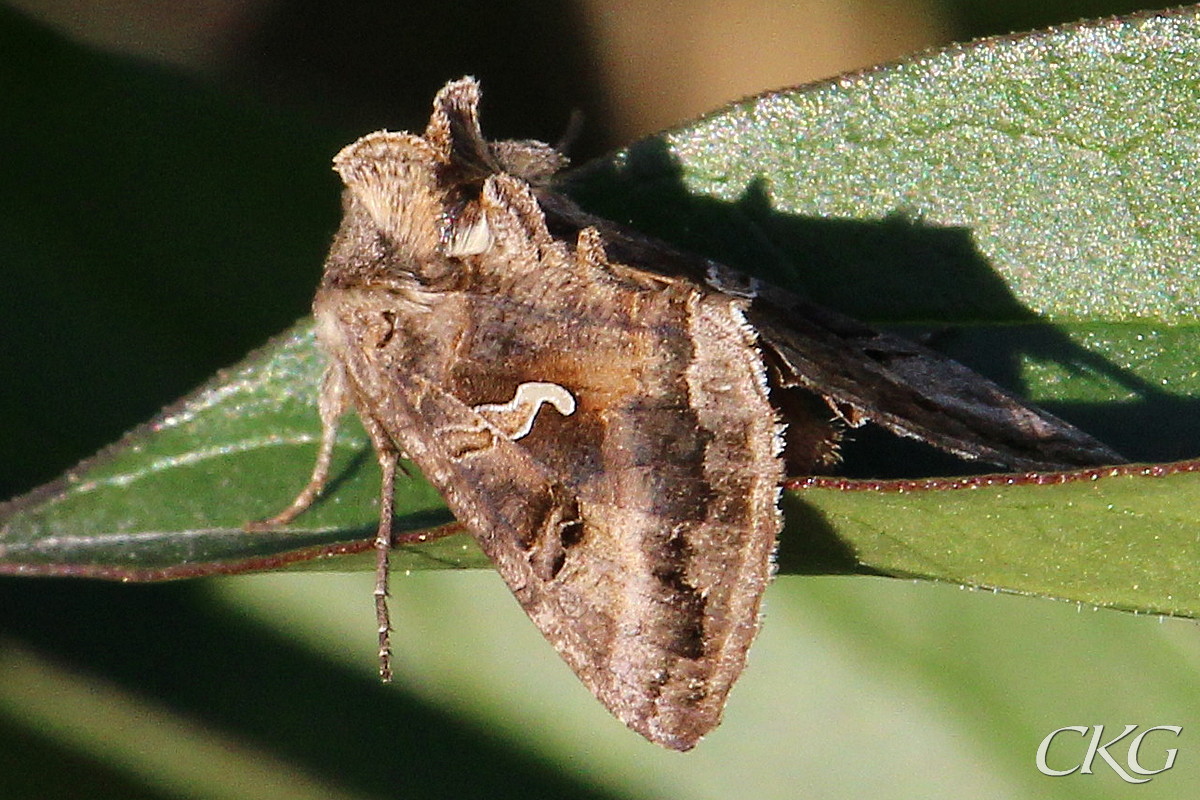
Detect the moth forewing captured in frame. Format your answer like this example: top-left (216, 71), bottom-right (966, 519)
top-left (252, 76), bottom-right (1124, 751)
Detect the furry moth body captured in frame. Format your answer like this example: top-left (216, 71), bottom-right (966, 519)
top-left (255, 78), bottom-right (1123, 750)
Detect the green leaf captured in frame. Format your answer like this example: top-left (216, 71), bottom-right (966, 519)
top-left (4, 7), bottom-right (1200, 624)
top-left (1, 321), bottom-right (480, 576)
top-left (784, 466), bottom-right (1200, 618)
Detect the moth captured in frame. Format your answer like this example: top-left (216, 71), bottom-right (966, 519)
top-left (253, 77), bottom-right (1123, 750)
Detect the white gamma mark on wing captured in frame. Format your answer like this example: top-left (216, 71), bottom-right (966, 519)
top-left (472, 381), bottom-right (577, 440)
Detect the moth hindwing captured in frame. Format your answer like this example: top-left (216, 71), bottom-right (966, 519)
top-left (252, 77), bottom-right (1123, 751)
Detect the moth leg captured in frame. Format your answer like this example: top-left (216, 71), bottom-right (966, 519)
top-left (245, 364), bottom-right (351, 530)
top-left (359, 411), bottom-right (400, 683)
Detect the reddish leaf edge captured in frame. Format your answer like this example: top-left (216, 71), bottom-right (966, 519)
top-left (786, 459), bottom-right (1200, 492)
top-left (0, 522), bottom-right (466, 582)
top-left (4, 460), bottom-right (1195, 582)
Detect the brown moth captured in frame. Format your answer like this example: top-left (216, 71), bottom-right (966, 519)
top-left (253, 77), bottom-right (1123, 750)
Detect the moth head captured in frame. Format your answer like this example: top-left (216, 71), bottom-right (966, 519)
top-left (331, 77), bottom-right (568, 269)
